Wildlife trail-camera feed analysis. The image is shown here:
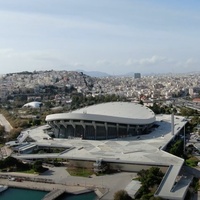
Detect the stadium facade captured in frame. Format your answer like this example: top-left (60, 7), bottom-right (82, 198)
top-left (45, 102), bottom-right (156, 140)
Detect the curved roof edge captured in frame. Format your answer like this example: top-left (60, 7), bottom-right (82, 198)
top-left (46, 112), bottom-right (155, 125)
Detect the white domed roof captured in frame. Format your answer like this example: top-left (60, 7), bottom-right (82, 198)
top-left (23, 101), bottom-right (42, 108)
top-left (46, 102), bottom-right (155, 125)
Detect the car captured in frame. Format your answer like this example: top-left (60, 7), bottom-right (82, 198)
top-left (8, 177), bottom-right (15, 181)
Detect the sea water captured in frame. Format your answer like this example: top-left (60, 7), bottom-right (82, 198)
top-left (0, 188), bottom-right (47, 200)
top-left (0, 187), bottom-right (97, 200)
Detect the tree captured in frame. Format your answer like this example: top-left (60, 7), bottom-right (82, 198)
top-left (138, 167), bottom-right (164, 186)
top-left (9, 128), bottom-right (22, 140)
top-left (4, 156), bottom-right (17, 166)
top-left (33, 160), bottom-right (43, 172)
top-left (135, 167), bottom-right (164, 199)
top-left (139, 100), bottom-right (144, 105)
top-left (113, 190), bottom-right (132, 200)
top-left (0, 156), bottom-right (30, 171)
top-left (149, 103), bottom-right (161, 114)
top-left (169, 139), bottom-right (184, 157)
top-left (0, 125), bottom-right (5, 137)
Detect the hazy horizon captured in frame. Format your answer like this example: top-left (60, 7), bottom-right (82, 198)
top-left (0, 0), bottom-right (200, 75)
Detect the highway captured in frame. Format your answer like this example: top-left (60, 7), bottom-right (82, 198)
top-left (174, 98), bottom-right (200, 111)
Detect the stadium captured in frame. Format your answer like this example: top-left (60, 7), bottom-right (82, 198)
top-left (45, 102), bottom-right (156, 140)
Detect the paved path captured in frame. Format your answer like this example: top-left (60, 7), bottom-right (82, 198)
top-left (0, 146), bottom-right (12, 158)
top-left (0, 167), bottom-right (137, 200)
top-left (0, 178), bottom-right (90, 194)
top-left (0, 114), bottom-right (13, 132)
top-left (39, 167), bottom-right (136, 199)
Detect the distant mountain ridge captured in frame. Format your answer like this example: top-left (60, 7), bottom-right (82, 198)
top-left (77, 70), bottom-right (143, 77)
top-left (76, 69), bottom-right (111, 77)
top-left (76, 70), bottom-right (200, 77)
top-left (4, 69), bottom-right (200, 78)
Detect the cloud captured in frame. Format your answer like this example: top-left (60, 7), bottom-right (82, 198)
top-left (0, 9), bottom-right (134, 41)
top-left (0, 48), bottom-right (67, 73)
top-left (0, 48), bottom-right (15, 58)
top-left (96, 59), bottom-right (111, 66)
top-left (176, 58), bottom-right (200, 72)
top-left (126, 55), bottom-right (170, 66)
top-left (185, 58), bottom-right (198, 65)
top-left (124, 55), bottom-right (200, 74)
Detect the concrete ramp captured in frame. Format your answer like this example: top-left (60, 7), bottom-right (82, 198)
top-left (17, 132), bottom-right (29, 144)
top-left (42, 189), bottom-right (65, 200)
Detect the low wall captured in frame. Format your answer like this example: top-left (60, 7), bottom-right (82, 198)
top-left (67, 159), bottom-right (168, 173)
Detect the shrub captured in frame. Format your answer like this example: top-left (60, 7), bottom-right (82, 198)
top-left (113, 190), bottom-right (132, 200)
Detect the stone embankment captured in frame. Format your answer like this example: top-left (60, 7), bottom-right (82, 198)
top-left (0, 173), bottom-right (106, 199)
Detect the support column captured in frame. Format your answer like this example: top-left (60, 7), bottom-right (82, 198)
top-left (171, 113), bottom-right (174, 135)
top-left (127, 124), bottom-right (130, 135)
top-left (117, 123), bottom-right (119, 138)
top-left (80, 120), bottom-right (86, 139)
top-left (183, 125), bottom-right (186, 155)
top-left (60, 121), bottom-right (67, 138)
top-left (105, 122), bottom-right (108, 139)
top-left (92, 121), bottom-right (97, 140)
top-left (136, 125), bottom-right (139, 135)
top-left (53, 121), bottom-right (60, 138)
top-left (69, 120), bottom-right (75, 137)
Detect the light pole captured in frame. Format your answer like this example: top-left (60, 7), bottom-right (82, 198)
top-left (183, 124), bottom-right (186, 155)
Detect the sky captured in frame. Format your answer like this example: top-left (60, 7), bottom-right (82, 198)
top-left (0, 0), bottom-right (200, 75)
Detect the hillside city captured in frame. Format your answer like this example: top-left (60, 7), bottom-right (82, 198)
top-left (0, 70), bottom-right (200, 105)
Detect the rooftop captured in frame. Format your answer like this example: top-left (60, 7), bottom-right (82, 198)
top-left (46, 102), bottom-right (155, 125)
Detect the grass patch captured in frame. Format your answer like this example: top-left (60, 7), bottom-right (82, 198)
top-left (0, 168), bottom-right (37, 174)
top-left (67, 167), bottom-right (94, 177)
top-left (186, 156), bottom-right (199, 167)
top-left (18, 169), bottom-right (38, 174)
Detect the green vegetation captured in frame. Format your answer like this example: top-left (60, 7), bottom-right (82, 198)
top-left (70, 94), bottom-right (128, 110)
top-left (0, 125), bottom-right (6, 143)
top-left (186, 156), bottom-right (199, 167)
top-left (191, 177), bottom-right (200, 192)
top-left (0, 93), bottom-right (129, 142)
top-left (19, 169), bottom-right (36, 174)
top-left (32, 160), bottom-right (45, 173)
top-left (0, 156), bottom-right (30, 172)
top-left (0, 156), bottom-right (47, 173)
top-left (168, 139), bottom-right (184, 157)
top-left (32, 147), bottom-right (66, 154)
top-left (113, 190), bottom-right (132, 200)
top-left (179, 107), bottom-right (199, 117)
top-left (148, 103), bottom-right (175, 114)
top-left (42, 158), bottom-right (66, 167)
top-left (67, 167), bottom-right (94, 177)
top-left (186, 116), bottom-right (200, 133)
top-left (148, 102), bottom-right (200, 118)
top-left (134, 167), bottom-right (164, 200)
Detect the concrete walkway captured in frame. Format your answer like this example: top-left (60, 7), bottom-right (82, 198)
top-left (0, 178), bottom-right (92, 194)
top-left (0, 167), bottom-right (137, 200)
